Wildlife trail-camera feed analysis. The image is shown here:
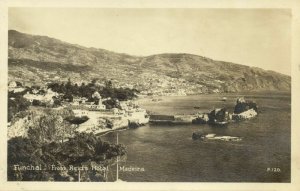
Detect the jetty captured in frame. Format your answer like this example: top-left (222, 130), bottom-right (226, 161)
top-left (149, 114), bottom-right (195, 124)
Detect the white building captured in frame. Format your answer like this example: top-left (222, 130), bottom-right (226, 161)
top-left (23, 88), bottom-right (57, 103)
top-left (85, 101), bottom-right (106, 111)
top-left (73, 97), bottom-right (88, 104)
top-left (23, 92), bottom-right (44, 102)
top-left (73, 109), bottom-right (89, 117)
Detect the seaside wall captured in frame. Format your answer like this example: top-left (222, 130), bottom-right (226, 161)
top-left (149, 114), bottom-right (195, 123)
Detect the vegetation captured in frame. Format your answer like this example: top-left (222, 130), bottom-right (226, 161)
top-left (8, 132), bottom-right (126, 181)
top-left (8, 96), bottom-right (30, 122)
top-left (47, 79), bottom-right (139, 107)
top-left (27, 115), bottom-right (72, 144)
top-left (8, 108), bottom-right (126, 181)
top-left (64, 116), bottom-right (89, 126)
top-left (7, 77), bottom-right (138, 122)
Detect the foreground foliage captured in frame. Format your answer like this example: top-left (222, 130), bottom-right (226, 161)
top-left (8, 132), bottom-right (126, 181)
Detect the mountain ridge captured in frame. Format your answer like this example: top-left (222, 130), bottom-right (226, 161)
top-left (8, 30), bottom-right (291, 94)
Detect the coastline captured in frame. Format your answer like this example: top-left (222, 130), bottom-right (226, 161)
top-left (136, 92), bottom-right (291, 114)
top-left (96, 126), bottom-right (128, 136)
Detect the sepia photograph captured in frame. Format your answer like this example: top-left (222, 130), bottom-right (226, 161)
top-left (1, 1), bottom-right (300, 190)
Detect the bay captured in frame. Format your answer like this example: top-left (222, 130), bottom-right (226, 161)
top-left (101, 93), bottom-right (291, 182)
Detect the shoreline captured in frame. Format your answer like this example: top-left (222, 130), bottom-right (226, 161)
top-left (96, 126), bottom-right (129, 136)
top-left (136, 91), bottom-right (291, 101)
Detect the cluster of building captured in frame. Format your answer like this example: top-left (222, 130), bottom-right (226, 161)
top-left (23, 89), bottom-right (58, 105)
top-left (9, 81), bottom-right (59, 106)
top-left (131, 73), bottom-right (195, 96)
top-left (8, 80), bottom-right (150, 135)
top-left (71, 96), bottom-right (150, 134)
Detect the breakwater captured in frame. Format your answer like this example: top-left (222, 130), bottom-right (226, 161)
top-left (149, 114), bottom-right (195, 124)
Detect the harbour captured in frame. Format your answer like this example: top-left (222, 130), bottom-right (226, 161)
top-left (101, 93), bottom-right (291, 182)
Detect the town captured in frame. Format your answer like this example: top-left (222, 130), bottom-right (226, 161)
top-left (8, 78), bottom-right (149, 139)
top-left (8, 58), bottom-right (225, 99)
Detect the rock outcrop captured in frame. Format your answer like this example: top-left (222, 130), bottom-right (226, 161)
top-left (234, 97), bottom-right (258, 114)
top-left (192, 113), bottom-right (209, 124)
top-left (208, 108), bottom-right (230, 125)
top-left (193, 97), bottom-right (258, 126)
top-left (192, 132), bottom-right (205, 140)
top-left (232, 97), bottom-right (258, 121)
top-left (232, 108), bottom-right (257, 121)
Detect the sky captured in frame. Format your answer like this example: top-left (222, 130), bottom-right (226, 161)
top-left (9, 8), bottom-right (291, 75)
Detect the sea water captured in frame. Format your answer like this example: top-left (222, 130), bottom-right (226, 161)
top-left (101, 93), bottom-right (291, 182)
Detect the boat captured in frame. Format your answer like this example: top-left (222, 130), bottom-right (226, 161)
top-left (221, 97), bottom-right (227, 101)
top-left (212, 136), bottom-right (242, 142)
top-left (192, 132), bottom-right (242, 141)
top-left (205, 134), bottom-right (216, 138)
top-left (213, 121), bottom-right (229, 126)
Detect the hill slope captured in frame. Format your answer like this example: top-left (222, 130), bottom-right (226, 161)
top-left (8, 30), bottom-right (291, 94)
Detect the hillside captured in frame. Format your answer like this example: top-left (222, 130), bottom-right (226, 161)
top-left (8, 30), bottom-right (291, 94)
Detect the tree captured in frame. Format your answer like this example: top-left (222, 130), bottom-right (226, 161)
top-left (7, 137), bottom-right (47, 181)
top-left (102, 98), bottom-right (119, 109)
top-left (32, 99), bottom-right (42, 106)
top-left (65, 78), bottom-right (72, 94)
top-left (8, 96), bottom-right (30, 122)
top-left (105, 80), bottom-right (112, 89)
top-left (7, 132), bottom-right (126, 181)
top-left (71, 83), bottom-right (79, 95)
top-left (63, 93), bottom-right (73, 102)
top-left (15, 81), bottom-right (22, 87)
top-left (27, 112), bottom-right (75, 143)
top-left (91, 78), bottom-right (98, 85)
top-left (53, 99), bottom-right (61, 107)
top-left (47, 82), bottom-right (60, 92)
